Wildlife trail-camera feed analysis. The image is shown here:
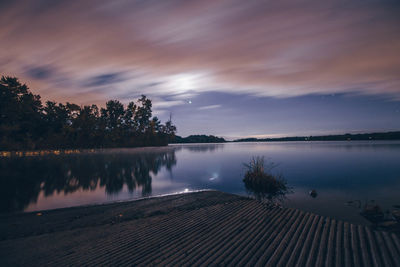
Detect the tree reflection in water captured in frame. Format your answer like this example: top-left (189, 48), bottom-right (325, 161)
top-left (179, 144), bottom-right (224, 153)
top-left (0, 148), bottom-right (177, 213)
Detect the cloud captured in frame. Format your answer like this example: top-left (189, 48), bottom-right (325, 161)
top-left (198, 104), bottom-right (221, 110)
top-left (84, 73), bottom-right (126, 87)
top-left (0, 0), bottom-right (400, 104)
top-left (24, 65), bottom-right (54, 80)
top-left (152, 100), bottom-right (186, 108)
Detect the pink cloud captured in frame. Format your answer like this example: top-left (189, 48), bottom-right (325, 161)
top-left (1, 0), bottom-right (399, 104)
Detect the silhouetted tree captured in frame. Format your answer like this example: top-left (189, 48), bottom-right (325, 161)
top-left (0, 76), bottom-right (43, 150)
top-left (0, 75), bottom-right (177, 150)
top-left (135, 95), bottom-right (152, 134)
top-left (73, 105), bottom-right (101, 148)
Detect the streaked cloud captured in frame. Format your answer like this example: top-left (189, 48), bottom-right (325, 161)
top-left (152, 99), bottom-right (186, 109)
top-left (1, 0), bottom-right (399, 105)
top-left (1, 0), bottom-right (400, 137)
top-left (198, 105), bottom-right (221, 110)
top-left (84, 73), bottom-right (127, 87)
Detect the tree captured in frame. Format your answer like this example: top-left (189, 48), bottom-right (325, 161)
top-left (124, 101), bottom-right (137, 132)
top-left (0, 75), bottom-right (177, 150)
top-left (101, 100), bottom-right (124, 146)
top-left (135, 95), bottom-right (152, 134)
top-left (72, 105), bottom-right (101, 148)
top-left (0, 76), bottom-right (43, 149)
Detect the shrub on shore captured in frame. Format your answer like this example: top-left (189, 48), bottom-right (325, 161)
top-left (243, 156), bottom-right (290, 203)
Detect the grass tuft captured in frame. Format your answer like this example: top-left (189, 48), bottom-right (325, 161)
top-left (243, 156), bottom-right (290, 203)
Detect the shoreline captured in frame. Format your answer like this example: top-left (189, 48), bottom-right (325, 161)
top-left (1, 191), bottom-right (399, 266)
top-left (13, 189), bottom-right (215, 215)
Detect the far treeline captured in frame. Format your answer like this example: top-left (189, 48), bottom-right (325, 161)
top-left (0, 76), bottom-right (176, 151)
top-left (234, 131), bottom-right (400, 142)
top-left (172, 135), bottom-right (226, 143)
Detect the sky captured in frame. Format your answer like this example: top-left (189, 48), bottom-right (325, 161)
top-left (1, 0), bottom-right (400, 139)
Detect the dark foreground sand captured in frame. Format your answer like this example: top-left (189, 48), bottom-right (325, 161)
top-left (0, 191), bottom-right (399, 266)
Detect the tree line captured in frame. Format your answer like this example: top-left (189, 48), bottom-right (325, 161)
top-left (0, 76), bottom-right (176, 150)
top-left (172, 135), bottom-right (226, 143)
top-left (234, 131), bottom-right (400, 142)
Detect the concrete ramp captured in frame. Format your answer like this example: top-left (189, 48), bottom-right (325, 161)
top-left (0, 191), bottom-right (399, 266)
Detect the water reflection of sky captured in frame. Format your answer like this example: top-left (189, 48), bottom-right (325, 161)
top-left (1, 141), bottom-right (400, 225)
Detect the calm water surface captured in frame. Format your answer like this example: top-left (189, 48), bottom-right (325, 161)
top-left (1, 141), bottom-right (400, 225)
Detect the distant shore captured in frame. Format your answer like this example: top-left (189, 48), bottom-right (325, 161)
top-left (233, 131), bottom-right (400, 143)
top-left (171, 131), bottom-right (400, 144)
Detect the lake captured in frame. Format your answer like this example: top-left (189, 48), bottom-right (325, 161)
top-left (1, 141), bottom-right (400, 225)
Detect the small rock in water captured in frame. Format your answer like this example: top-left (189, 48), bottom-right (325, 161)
top-left (392, 210), bottom-right (400, 222)
top-left (378, 220), bottom-right (398, 228)
top-left (309, 189), bottom-right (317, 198)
